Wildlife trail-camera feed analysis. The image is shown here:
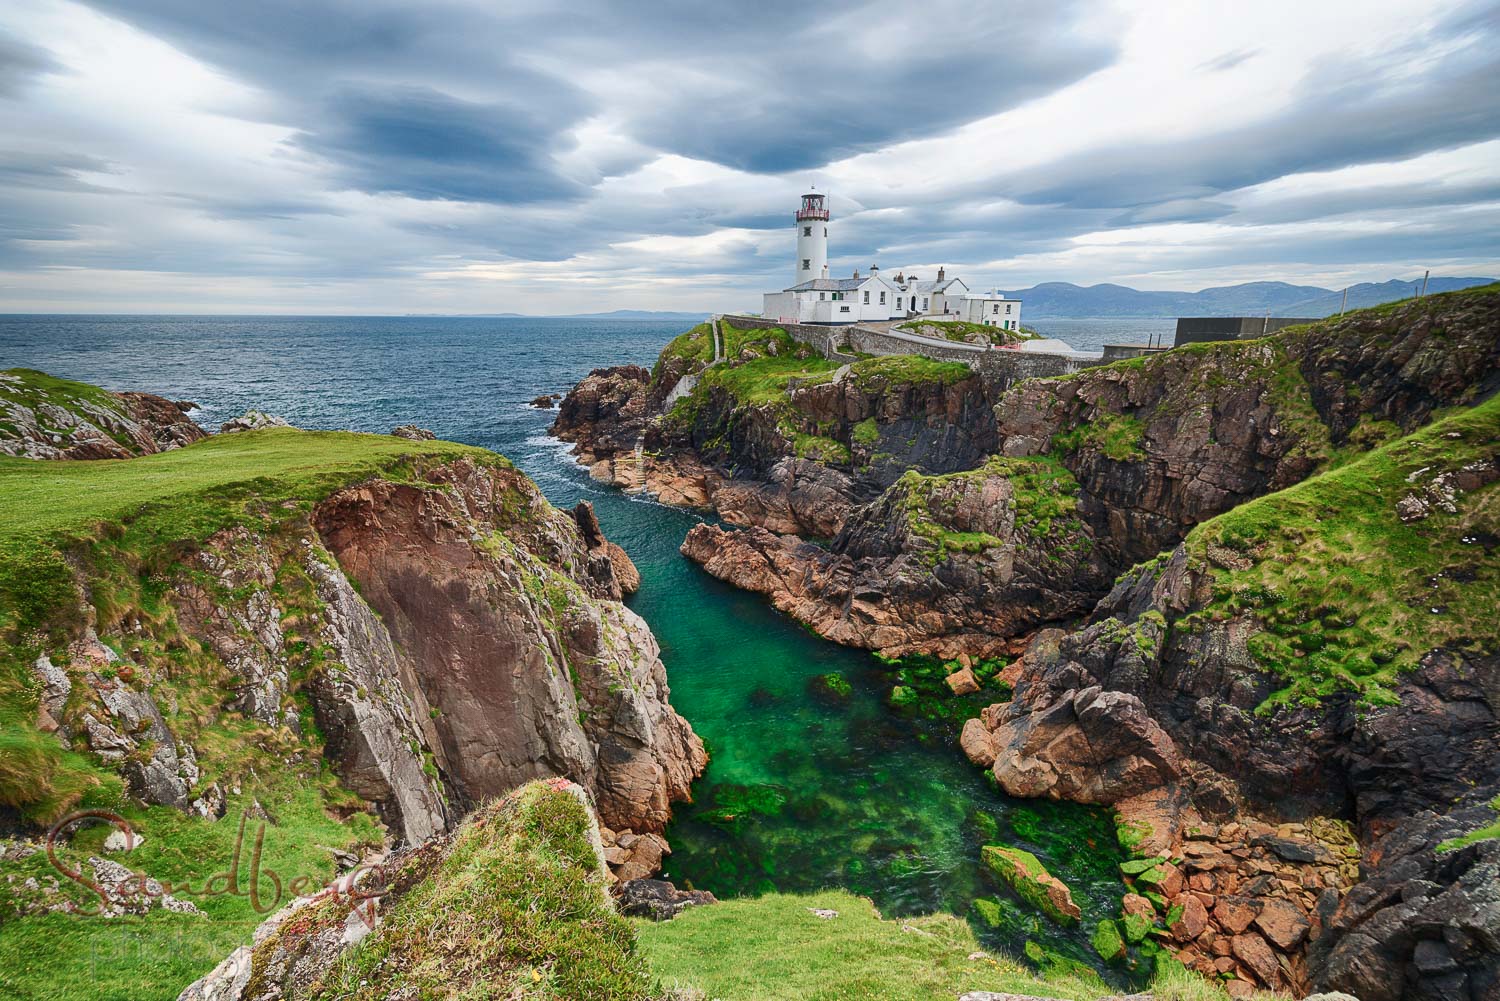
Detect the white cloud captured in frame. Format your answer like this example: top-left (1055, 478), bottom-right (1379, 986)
top-left (0, 0), bottom-right (1495, 311)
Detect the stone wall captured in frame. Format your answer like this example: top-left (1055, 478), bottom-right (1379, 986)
top-left (1101, 344), bottom-right (1171, 363)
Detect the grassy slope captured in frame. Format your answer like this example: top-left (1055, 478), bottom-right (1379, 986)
top-left (0, 426), bottom-right (512, 1001)
top-left (0, 778), bottom-right (383, 1001)
top-left (312, 781), bottom-right (654, 1000)
top-left (637, 889), bottom-right (1106, 1001)
top-left (638, 890), bottom-right (1262, 1001)
top-left (1182, 394), bottom-right (1499, 707)
top-left (0, 427), bottom-right (501, 635)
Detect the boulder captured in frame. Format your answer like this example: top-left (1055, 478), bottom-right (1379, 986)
top-left (219, 410), bottom-right (291, 433)
top-left (1253, 896), bottom-right (1310, 950)
top-left (945, 665), bottom-right (980, 695)
top-left (616, 879), bottom-right (716, 921)
top-left (1230, 931), bottom-right (1283, 988)
top-left (390, 424), bottom-right (436, 440)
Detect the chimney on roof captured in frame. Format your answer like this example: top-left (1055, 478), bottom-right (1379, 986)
top-left (895, 271), bottom-right (904, 284)
top-left (937, 266), bottom-right (946, 282)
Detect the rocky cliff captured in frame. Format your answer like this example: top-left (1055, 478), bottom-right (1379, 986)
top-left (0, 367), bottom-right (205, 459)
top-left (960, 395), bottom-right (1499, 995)
top-left (554, 288), bottom-right (1500, 995)
top-left (1, 404), bottom-right (703, 851)
top-left (553, 323), bottom-right (998, 538)
top-left (684, 285), bottom-right (1500, 657)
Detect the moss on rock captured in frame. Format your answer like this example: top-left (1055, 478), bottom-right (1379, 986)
top-left (981, 845), bottom-right (1082, 925)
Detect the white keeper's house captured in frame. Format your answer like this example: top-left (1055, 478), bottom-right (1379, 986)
top-left (760, 191), bottom-right (1022, 330)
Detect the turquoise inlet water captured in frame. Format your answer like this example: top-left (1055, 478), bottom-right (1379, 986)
top-left (0, 314), bottom-right (1143, 977)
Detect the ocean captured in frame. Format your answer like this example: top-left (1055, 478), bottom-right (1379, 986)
top-left (0, 313), bottom-right (1153, 978)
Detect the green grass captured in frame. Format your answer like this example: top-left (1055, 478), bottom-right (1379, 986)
top-left (0, 768), bottom-right (382, 1001)
top-left (636, 889), bottom-right (1107, 1001)
top-left (793, 433), bottom-right (851, 464)
top-left (900, 454), bottom-right (1085, 563)
top-left (651, 324), bottom-right (716, 384)
top-left (852, 418), bottom-right (879, 446)
top-left (2, 367), bottom-right (130, 417)
top-left (1437, 793), bottom-right (1500, 853)
top-left (0, 368), bottom-right (140, 451)
top-left (1053, 413), bottom-right (1146, 462)
top-left (310, 781), bottom-right (653, 1000)
top-left (848, 354), bottom-right (973, 389)
top-left (1184, 395), bottom-right (1499, 707)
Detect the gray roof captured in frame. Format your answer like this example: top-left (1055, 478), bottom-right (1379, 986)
top-left (901, 278), bottom-right (963, 294)
top-left (787, 275), bottom-right (894, 293)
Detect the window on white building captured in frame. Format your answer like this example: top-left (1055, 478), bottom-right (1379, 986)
top-left (863, 290), bottom-right (870, 304)
top-left (992, 304), bottom-right (999, 314)
top-left (803, 226), bottom-right (812, 237)
top-left (879, 291), bottom-right (886, 304)
top-left (819, 292), bottom-right (826, 300)
top-left (922, 297), bottom-right (928, 310)
top-left (840, 305), bottom-right (850, 313)
top-left (823, 227), bottom-right (828, 237)
top-left (1006, 304), bottom-right (1012, 314)
top-left (802, 259), bottom-right (810, 271)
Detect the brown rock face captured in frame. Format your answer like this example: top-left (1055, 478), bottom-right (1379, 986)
top-left (987, 682), bottom-right (1181, 804)
top-left (679, 457), bottom-right (1113, 658)
top-left (313, 459), bottom-right (705, 834)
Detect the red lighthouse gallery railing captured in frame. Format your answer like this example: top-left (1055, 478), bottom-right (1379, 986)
top-left (796, 194), bottom-right (829, 221)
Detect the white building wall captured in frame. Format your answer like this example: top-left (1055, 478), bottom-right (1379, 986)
top-left (762, 291), bottom-right (799, 322)
top-left (958, 296), bottom-right (1023, 330)
top-left (929, 280), bottom-right (969, 315)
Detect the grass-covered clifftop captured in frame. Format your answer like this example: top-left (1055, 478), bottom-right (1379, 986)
top-left (1183, 393), bottom-right (1499, 707)
top-left (0, 428), bottom-right (504, 822)
top-left (0, 428), bottom-right (502, 639)
top-left (1, 367), bottom-right (205, 460)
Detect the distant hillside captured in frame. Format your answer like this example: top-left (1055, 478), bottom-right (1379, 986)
top-left (999, 276), bottom-right (1496, 318)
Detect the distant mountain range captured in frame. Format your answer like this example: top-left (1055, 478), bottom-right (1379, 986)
top-left (995, 277), bottom-right (1497, 318)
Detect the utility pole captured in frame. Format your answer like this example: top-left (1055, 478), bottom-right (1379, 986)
top-left (1420, 269), bottom-right (1430, 297)
top-left (1339, 287), bottom-right (1348, 316)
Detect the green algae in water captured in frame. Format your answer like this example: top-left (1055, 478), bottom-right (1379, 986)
top-left (504, 427), bottom-right (1136, 986)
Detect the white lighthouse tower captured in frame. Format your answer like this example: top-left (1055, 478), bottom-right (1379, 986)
top-left (794, 190), bottom-right (829, 285)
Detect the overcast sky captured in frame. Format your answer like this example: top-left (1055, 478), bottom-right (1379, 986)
top-left (1, 0), bottom-right (1498, 313)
